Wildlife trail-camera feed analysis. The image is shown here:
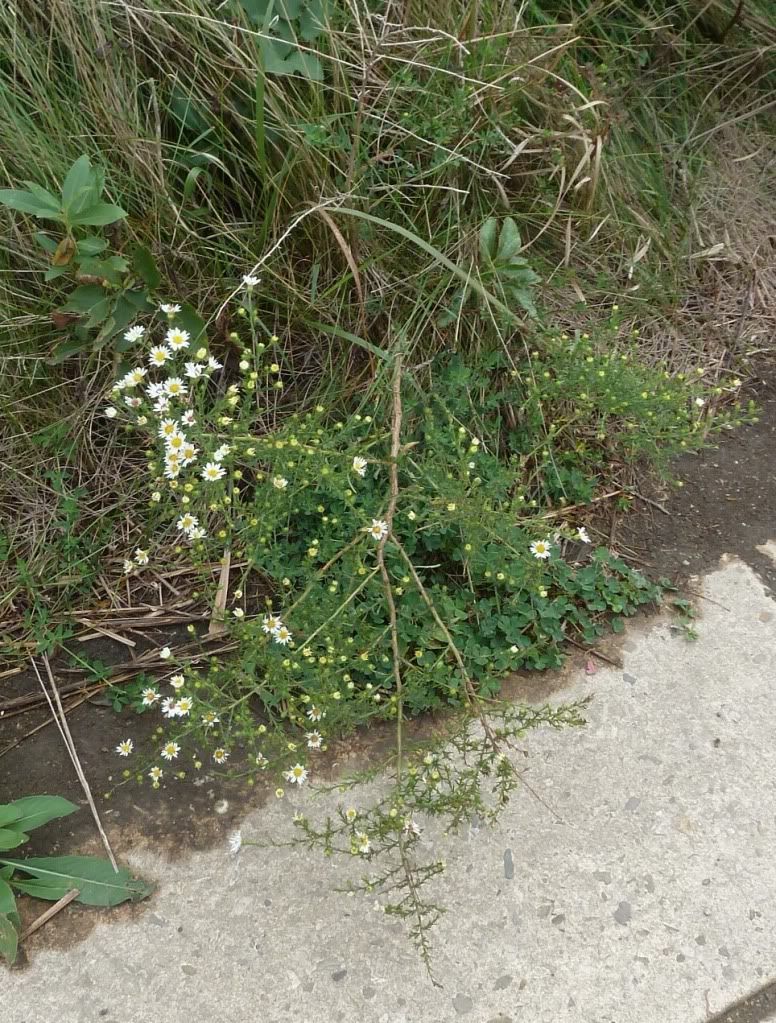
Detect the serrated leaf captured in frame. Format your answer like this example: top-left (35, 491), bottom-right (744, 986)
top-left (84, 296), bottom-right (113, 329)
top-left (2, 856), bottom-right (153, 907)
top-left (0, 188), bottom-right (61, 218)
top-left (495, 217), bottom-right (522, 264)
top-left (299, 0), bottom-right (327, 40)
top-left (509, 286), bottom-right (537, 318)
top-left (69, 202), bottom-right (127, 227)
top-left (478, 218), bottom-right (498, 263)
top-left (0, 796), bottom-right (78, 833)
top-left (49, 338), bottom-right (89, 364)
top-left (132, 244), bottom-right (161, 289)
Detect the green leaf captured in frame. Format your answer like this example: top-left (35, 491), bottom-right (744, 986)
top-left (50, 338), bottom-right (89, 364)
top-left (299, 0), bottom-right (327, 41)
top-left (61, 284), bottom-right (108, 314)
top-left (44, 265), bottom-right (69, 282)
top-left (132, 244), bottom-right (161, 289)
top-left (2, 856), bottom-right (153, 907)
top-left (0, 188), bottom-right (61, 219)
top-left (495, 218), bottom-right (522, 264)
top-left (76, 236), bottom-right (109, 257)
top-left (0, 829), bottom-right (29, 852)
top-left (0, 911), bottom-right (18, 965)
top-left (69, 202), bottom-right (127, 227)
top-left (34, 232), bottom-right (60, 254)
top-left (478, 218), bottom-right (498, 263)
top-left (84, 296), bottom-right (114, 329)
top-left (61, 155), bottom-right (97, 218)
top-left (0, 796), bottom-right (78, 833)
top-left (176, 302), bottom-right (207, 343)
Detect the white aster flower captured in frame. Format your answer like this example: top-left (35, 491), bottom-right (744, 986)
top-left (188, 526), bottom-right (206, 541)
top-left (148, 381), bottom-right (166, 400)
top-left (161, 697), bottom-right (177, 719)
top-left (201, 710), bottom-right (219, 728)
top-left (176, 512), bottom-right (198, 534)
top-left (345, 807), bottom-right (358, 823)
top-left (180, 442), bottom-right (198, 465)
top-left (273, 625), bottom-right (292, 645)
top-left (284, 763), bottom-right (308, 786)
top-left (201, 461), bottom-right (226, 482)
top-left (169, 674), bottom-right (185, 690)
top-left (150, 491), bottom-right (161, 503)
top-left (166, 328), bottom-right (190, 351)
top-left (355, 832), bottom-right (371, 855)
top-left (159, 646), bottom-right (172, 660)
top-left (403, 818), bottom-right (421, 836)
top-left (306, 731), bottom-right (323, 750)
top-left (166, 432), bottom-right (186, 454)
top-left (255, 752), bottom-right (268, 768)
top-left (352, 456), bottom-right (368, 477)
top-left (213, 748), bottom-right (229, 765)
top-left (530, 539), bottom-right (552, 560)
top-left (124, 395), bottom-right (142, 408)
top-left (158, 418), bottom-right (179, 440)
top-left (262, 614), bottom-right (282, 635)
top-left (175, 696), bottom-right (194, 717)
top-left (148, 345), bottom-right (171, 367)
top-left (123, 559), bottom-right (134, 574)
top-left (163, 458), bottom-right (181, 480)
top-left (272, 476), bottom-right (288, 490)
top-left (127, 367), bottom-right (147, 385)
top-left (164, 376), bottom-right (185, 398)
top-left (148, 765), bottom-right (163, 783)
top-left (232, 608), bottom-right (245, 619)
top-left (115, 738), bottom-right (134, 757)
top-left (134, 548), bottom-right (149, 565)
top-left (154, 396), bottom-right (171, 414)
top-left (141, 687), bottom-right (160, 706)
top-left (104, 406), bottom-right (118, 419)
top-left (207, 355), bottom-right (223, 371)
top-left (160, 741), bottom-right (180, 761)
top-left (695, 397), bottom-right (705, 407)
top-left (214, 444), bottom-right (231, 461)
top-left (124, 325), bottom-right (146, 343)
top-left (577, 526), bottom-right (591, 544)
top-left (185, 361), bottom-right (203, 379)
top-left (159, 303), bottom-right (181, 315)
top-left (242, 274), bottom-right (261, 288)
top-left (181, 410), bottom-right (196, 426)
top-left (306, 705), bottom-right (325, 723)
top-left (367, 519), bottom-right (389, 541)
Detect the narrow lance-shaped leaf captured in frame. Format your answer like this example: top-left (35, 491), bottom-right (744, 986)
top-left (0, 795), bottom-right (78, 833)
top-left (2, 856), bottom-right (153, 907)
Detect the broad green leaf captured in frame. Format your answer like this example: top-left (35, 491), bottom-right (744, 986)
top-left (69, 202), bottom-right (127, 227)
top-left (50, 338), bottom-right (90, 364)
top-left (34, 232), bottom-right (59, 254)
top-left (478, 218), bottom-right (498, 263)
top-left (176, 302), bottom-right (207, 343)
top-left (0, 829), bottom-right (29, 852)
top-left (61, 284), bottom-right (108, 314)
top-left (0, 913), bottom-right (18, 965)
top-left (132, 244), bottom-right (161, 289)
top-left (61, 156), bottom-right (97, 217)
top-left (84, 296), bottom-right (114, 329)
top-left (495, 217), bottom-right (522, 264)
top-left (300, 0), bottom-right (327, 41)
top-left (0, 877), bottom-right (19, 922)
top-left (76, 236), bottom-right (109, 257)
top-left (2, 855), bottom-right (152, 907)
top-left (0, 188), bottom-right (60, 218)
top-left (22, 181), bottom-right (63, 211)
top-left (124, 287), bottom-right (154, 312)
top-left (1, 795), bottom-right (78, 834)
top-left (509, 287), bottom-right (537, 319)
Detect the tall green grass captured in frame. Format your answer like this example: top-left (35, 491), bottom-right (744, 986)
top-left (0, 0), bottom-right (774, 620)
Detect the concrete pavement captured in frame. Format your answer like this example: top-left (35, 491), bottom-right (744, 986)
top-left (3, 556), bottom-right (775, 1023)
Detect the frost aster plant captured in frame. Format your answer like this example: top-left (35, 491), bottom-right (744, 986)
top-left (104, 280), bottom-right (745, 963)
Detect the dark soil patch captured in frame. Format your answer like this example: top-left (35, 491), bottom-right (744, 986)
top-left (623, 362), bottom-right (776, 593)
